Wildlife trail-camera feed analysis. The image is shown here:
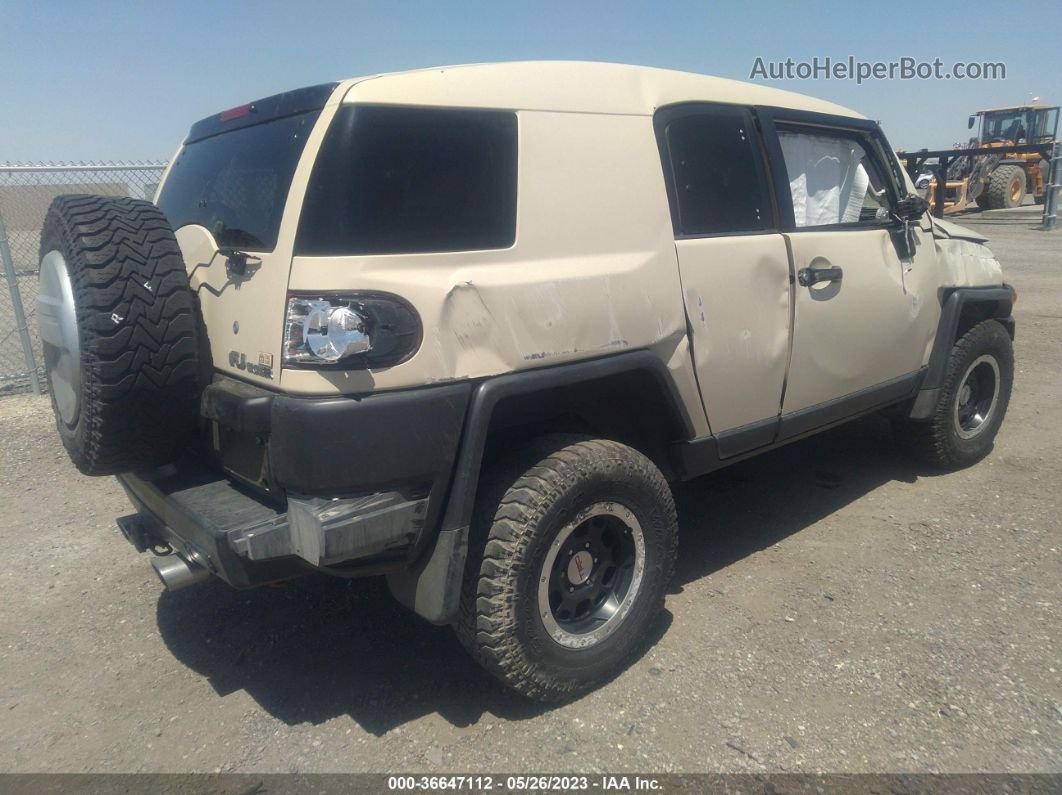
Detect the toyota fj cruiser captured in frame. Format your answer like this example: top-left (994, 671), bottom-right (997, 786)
top-left (38, 62), bottom-right (1015, 701)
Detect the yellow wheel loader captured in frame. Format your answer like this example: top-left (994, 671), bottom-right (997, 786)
top-left (915, 104), bottom-right (1059, 214)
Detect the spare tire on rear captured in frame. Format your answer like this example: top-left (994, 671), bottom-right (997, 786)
top-left (38, 195), bottom-right (201, 475)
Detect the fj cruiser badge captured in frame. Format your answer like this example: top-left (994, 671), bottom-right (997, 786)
top-left (228, 350), bottom-right (274, 379)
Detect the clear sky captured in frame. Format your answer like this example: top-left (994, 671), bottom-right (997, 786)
top-left (1, 0), bottom-right (1059, 162)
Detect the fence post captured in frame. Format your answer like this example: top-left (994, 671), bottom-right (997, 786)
top-left (0, 210), bottom-right (42, 395)
top-left (1042, 142), bottom-right (1060, 231)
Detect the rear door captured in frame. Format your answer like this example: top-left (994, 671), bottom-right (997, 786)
top-left (655, 104), bottom-right (791, 457)
top-left (758, 111), bottom-right (939, 434)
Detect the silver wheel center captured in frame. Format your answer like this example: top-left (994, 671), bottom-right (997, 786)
top-left (567, 550), bottom-right (594, 585)
top-left (38, 251), bottom-right (81, 427)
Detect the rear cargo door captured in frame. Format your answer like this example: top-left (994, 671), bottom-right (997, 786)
top-left (156, 84), bottom-right (338, 388)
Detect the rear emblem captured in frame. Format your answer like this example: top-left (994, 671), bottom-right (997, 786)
top-left (228, 349), bottom-right (273, 379)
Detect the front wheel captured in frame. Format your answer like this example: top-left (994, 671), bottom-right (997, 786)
top-left (457, 437), bottom-right (677, 702)
top-left (983, 165), bottom-right (1026, 209)
top-left (893, 319), bottom-right (1014, 470)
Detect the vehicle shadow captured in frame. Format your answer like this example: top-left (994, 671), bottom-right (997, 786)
top-left (670, 414), bottom-right (919, 589)
top-left (156, 414), bottom-right (922, 733)
top-left (156, 574), bottom-right (557, 735)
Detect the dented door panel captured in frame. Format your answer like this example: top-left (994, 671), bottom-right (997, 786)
top-left (675, 235), bottom-right (791, 433)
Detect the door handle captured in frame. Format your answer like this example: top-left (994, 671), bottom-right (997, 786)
top-left (797, 265), bottom-right (843, 287)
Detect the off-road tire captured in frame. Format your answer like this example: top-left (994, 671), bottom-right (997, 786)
top-left (457, 437), bottom-right (677, 702)
top-left (982, 165), bottom-right (1026, 209)
top-left (892, 319), bottom-right (1013, 470)
top-left (39, 195), bottom-right (200, 475)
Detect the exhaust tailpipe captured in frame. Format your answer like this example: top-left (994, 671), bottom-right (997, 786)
top-left (151, 554), bottom-right (211, 591)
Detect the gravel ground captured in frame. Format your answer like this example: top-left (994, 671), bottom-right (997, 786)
top-left (0, 206), bottom-right (1059, 775)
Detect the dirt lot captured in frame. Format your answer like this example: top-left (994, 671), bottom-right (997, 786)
top-left (0, 206), bottom-right (1059, 774)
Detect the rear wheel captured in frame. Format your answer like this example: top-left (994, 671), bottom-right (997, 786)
top-left (457, 437), bottom-right (677, 702)
top-left (893, 319), bottom-right (1013, 470)
top-left (38, 195), bottom-right (201, 475)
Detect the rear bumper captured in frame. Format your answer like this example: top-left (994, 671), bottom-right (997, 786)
top-left (201, 375), bottom-right (471, 502)
top-left (116, 376), bottom-right (471, 588)
top-left (118, 466), bottom-right (431, 587)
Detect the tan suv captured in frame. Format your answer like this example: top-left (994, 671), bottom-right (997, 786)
top-left (37, 62), bottom-right (1015, 701)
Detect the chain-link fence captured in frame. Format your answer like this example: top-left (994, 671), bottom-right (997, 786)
top-left (0, 162), bottom-right (168, 396)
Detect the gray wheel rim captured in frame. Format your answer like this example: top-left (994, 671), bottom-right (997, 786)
top-left (38, 250), bottom-right (81, 427)
top-left (538, 501), bottom-right (646, 650)
top-left (953, 354), bottom-right (1001, 440)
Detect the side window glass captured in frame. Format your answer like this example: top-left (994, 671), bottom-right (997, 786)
top-left (297, 105), bottom-right (518, 256)
top-left (777, 128), bottom-right (894, 228)
top-left (1037, 108), bottom-right (1059, 144)
top-left (664, 111), bottom-right (771, 235)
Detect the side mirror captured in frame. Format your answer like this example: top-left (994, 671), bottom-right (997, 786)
top-left (968, 115), bottom-right (976, 130)
top-left (891, 195), bottom-right (928, 261)
top-left (895, 194), bottom-right (929, 222)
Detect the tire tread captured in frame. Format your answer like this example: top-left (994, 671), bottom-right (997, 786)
top-left (39, 194), bottom-right (200, 475)
top-left (456, 437), bottom-right (677, 702)
top-left (893, 318), bottom-right (1013, 470)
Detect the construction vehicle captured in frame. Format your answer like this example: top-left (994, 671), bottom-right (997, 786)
top-left (908, 103), bottom-right (1059, 215)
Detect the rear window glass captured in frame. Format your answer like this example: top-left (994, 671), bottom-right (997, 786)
top-left (157, 111), bottom-right (319, 251)
top-left (296, 105), bottom-right (518, 256)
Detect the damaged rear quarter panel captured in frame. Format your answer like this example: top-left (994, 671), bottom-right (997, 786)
top-left (285, 249), bottom-right (687, 394)
top-left (282, 109), bottom-right (702, 431)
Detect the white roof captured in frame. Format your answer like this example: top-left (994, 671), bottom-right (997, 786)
top-left (339, 61), bottom-right (865, 119)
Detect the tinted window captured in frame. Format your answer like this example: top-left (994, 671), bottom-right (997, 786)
top-left (297, 105), bottom-right (518, 255)
top-left (157, 111), bottom-right (319, 251)
top-left (777, 127), bottom-right (894, 228)
top-left (663, 109), bottom-right (772, 235)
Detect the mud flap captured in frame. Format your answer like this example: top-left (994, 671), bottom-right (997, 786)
top-left (386, 525), bottom-right (469, 625)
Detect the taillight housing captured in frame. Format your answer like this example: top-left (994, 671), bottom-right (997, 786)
top-left (282, 292), bottom-right (421, 369)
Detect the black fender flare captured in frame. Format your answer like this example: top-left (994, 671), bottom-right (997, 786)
top-left (386, 350), bottom-right (692, 624)
top-left (908, 285), bottom-right (1016, 420)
